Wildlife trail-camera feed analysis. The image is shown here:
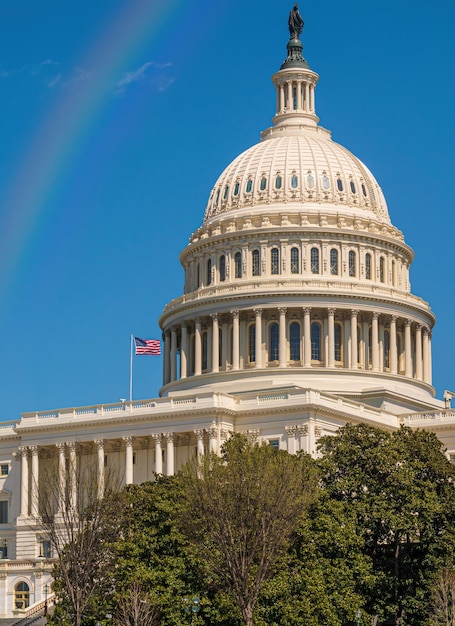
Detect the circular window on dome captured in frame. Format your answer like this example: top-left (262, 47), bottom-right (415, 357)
top-left (260, 176), bottom-right (267, 191)
top-left (337, 178), bottom-right (344, 192)
top-left (306, 173), bottom-right (315, 189)
top-left (246, 179), bottom-right (253, 193)
top-left (233, 181), bottom-right (240, 196)
top-left (321, 175), bottom-right (330, 190)
top-left (223, 185), bottom-right (229, 200)
top-left (350, 181), bottom-right (356, 194)
top-left (291, 174), bottom-right (298, 189)
top-left (275, 175), bottom-right (282, 190)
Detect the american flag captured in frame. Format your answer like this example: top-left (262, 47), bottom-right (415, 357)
top-left (134, 337), bottom-right (161, 356)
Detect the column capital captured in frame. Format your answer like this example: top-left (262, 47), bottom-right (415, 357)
top-left (56, 442), bottom-right (66, 453)
top-left (211, 313), bottom-right (219, 322)
top-left (298, 425), bottom-right (309, 436)
top-left (405, 319), bottom-right (411, 327)
top-left (181, 321), bottom-right (188, 329)
top-left (17, 446), bottom-right (28, 458)
top-left (285, 425), bottom-right (297, 436)
top-left (253, 308), bottom-right (263, 317)
top-left (372, 312), bottom-right (379, 321)
top-left (164, 432), bottom-right (176, 443)
top-left (231, 309), bottom-right (240, 320)
top-left (390, 315), bottom-right (397, 323)
top-left (303, 307), bottom-right (312, 315)
top-left (327, 308), bottom-right (336, 316)
top-left (122, 436), bottom-right (133, 447)
top-left (350, 309), bottom-right (359, 317)
top-left (94, 439), bottom-right (105, 450)
top-left (29, 445), bottom-right (39, 456)
top-left (207, 428), bottom-right (218, 440)
top-left (278, 307), bottom-right (287, 316)
top-left (152, 433), bottom-right (162, 444)
top-left (195, 317), bottom-right (201, 326)
top-left (67, 441), bottom-right (77, 453)
top-left (194, 429), bottom-right (205, 441)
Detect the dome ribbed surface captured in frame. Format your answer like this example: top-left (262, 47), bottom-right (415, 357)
top-left (203, 134), bottom-right (390, 225)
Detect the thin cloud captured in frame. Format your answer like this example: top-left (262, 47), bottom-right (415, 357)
top-left (115, 61), bottom-right (173, 95)
top-left (46, 74), bottom-right (62, 88)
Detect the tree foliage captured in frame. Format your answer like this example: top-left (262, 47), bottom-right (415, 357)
top-left (318, 424), bottom-right (455, 625)
top-left (178, 434), bottom-right (318, 626)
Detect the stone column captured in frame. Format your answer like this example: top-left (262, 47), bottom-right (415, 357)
top-left (30, 446), bottom-right (39, 517)
top-left (415, 324), bottom-right (423, 380)
top-left (232, 310), bottom-right (240, 370)
top-left (194, 318), bottom-right (202, 376)
top-left (423, 328), bottom-right (431, 384)
top-left (254, 308), bottom-right (263, 368)
top-left (95, 440), bottom-right (105, 499)
top-left (194, 430), bottom-right (205, 456)
top-left (208, 427), bottom-right (218, 454)
top-left (165, 434), bottom-right (175, 476)
top-left (286, 426), bottom-right (297, 454)
top-left (350, 310), bottom-right (358, 369)
top-left (18, 447), bottom-right (29, 517)
top-left (327, 308), bottom-right (335, 368)
top-left (123, 437), bottom-right (134, 485)
top-left (163, 331), bottom-right (171, 385)
top-left (279, 307), bottom-right (287, 368)
top-left (67, 442), bottom-right (77, 511)
top-left (180, 323), bottom-right (188, 379)
top-left (428, 332), bottom-right (432, 384)
top-left (170, 327), bottom-right (177, 382)
top-left (296, 81), bottom-right (303, 110)
top-left (372, 313), bottom-right (380, 372)
top-left (405, 320), bottom-right (412, 377)
top-left (211, 314), bottom-right (219, 373)
top-left (303, 308), bottom-right (311, 367)
top-left (390, 316), bottom-right (398, 374)
top-left (153, 434), bottom-right (163, 475)
top-left (56, 443), bottom-right (66, 514)
top-left (298, 425), bottom-right (308, 454)
top-left (221, 319), bottom-right (228, 371)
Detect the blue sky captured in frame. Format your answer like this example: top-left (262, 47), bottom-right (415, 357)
top-left (0, 0), bottom-right (454, 419)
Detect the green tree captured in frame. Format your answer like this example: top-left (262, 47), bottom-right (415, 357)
top-left (318, 424), bottom-right (455, 625)
top-left (178, 434), bottom-right (318, 626)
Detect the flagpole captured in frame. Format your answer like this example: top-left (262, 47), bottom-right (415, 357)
top-left (129, 335), bottom-right (134, 402)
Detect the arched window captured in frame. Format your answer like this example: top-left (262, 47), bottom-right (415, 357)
top-left (306, 173), bottom-right (315, 189)
top-left (271, 248), bottom-right (280, 275)
top-left (275, 175), bottom-right (282, 189)
top-left (290, 322), bottom-right (301, 361)
top-left (219, 255), bottom-right (226, 282)
top-left (260, 176), bottom-right (267, 191)
top-left (15, 582), bottom-right (30, 610)
top-left (291, 247), bottom-right (300, 274)
top-left (330, 249), bottom-right (339, 275)
top-left (334, 323), bottom-right (342, 362)
top-left (362, 183), bottom-right (368, 197)
top-left (311, 323), bottom-right (321, 361)
top-left (206, 259), bottom-right (212, 286)
top-left (235, 252), bottom-right (242, 279)
top-left (365, 253), bottom-right (372, 280)
top-left (380, 257), bottom-right (385, 283)
top-left (392, 260), bottom-right (396, 287)
top-left (202, 331), bottom-right (208, 371)
top-left (252, 250), bottom-right (260, 276)
top-left (223, 185), bottom-right (229, 200)
top-left (196, 264), bottom-right (201, 288)
top-left (233, 181), bottom-right (240, 196)
top-left (311, 248), bottom-right (320, 274)
top-left (269, 323), bottom-right (279, 361)
top-left (322, 175), bottom-right (330, 190)
top-left (248, 325), bottom-right (256, 363)
top-left (337, 178), bottom-right (344, 192)
top-left (350, 181), bottom-right (356, 194)
top-left (291, 174), bottom-right (298, 188)
top-left (348, 251), bottom-right (356, 277)
top-left (246, 179), bottom-right (253, 193)
top-left (384, 329), bottom-right (390, 369)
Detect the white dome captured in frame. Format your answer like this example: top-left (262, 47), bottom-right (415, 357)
top-left (203, 130), bottom-right (390, 225)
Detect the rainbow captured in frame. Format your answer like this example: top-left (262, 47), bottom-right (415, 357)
top-left (0, 0), bottom-right (222, 305)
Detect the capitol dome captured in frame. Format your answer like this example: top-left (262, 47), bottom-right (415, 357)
top-left (158, 20), bottom-right (436, 410)
top-left (203, 133), bottom-right (390, 226)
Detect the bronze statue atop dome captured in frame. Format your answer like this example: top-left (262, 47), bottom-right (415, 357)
top-left (288, 3), bottom-right (304, 39)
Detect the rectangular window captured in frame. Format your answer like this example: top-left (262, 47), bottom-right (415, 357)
top-left (269, 439), bottom-right (280, 450)
top-left (0, 501), bottom-right (8, 524)
top-left (0, 545), bottom-right (7, 559)
top-left (0, 464), bottom-right (8, 476)
top-left (41, 540), bottom-right (52, 558)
